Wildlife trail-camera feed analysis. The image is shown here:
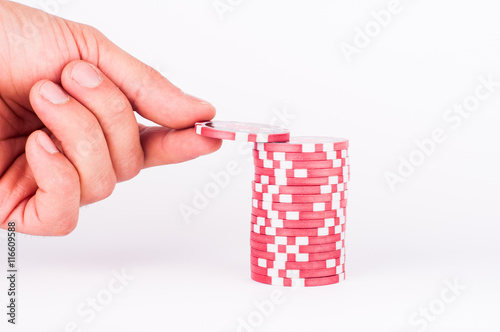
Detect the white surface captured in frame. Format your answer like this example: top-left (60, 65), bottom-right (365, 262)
top-left (1, 0), bottom-right (500, 331)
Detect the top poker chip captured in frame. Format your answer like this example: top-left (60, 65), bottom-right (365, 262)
top-left (195, 121), bottom-right (290, 143)
top-left (255, 136), bottom-right (349, 152)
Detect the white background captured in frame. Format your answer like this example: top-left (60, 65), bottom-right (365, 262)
top-left (1, 0), bottom-right (500, 331)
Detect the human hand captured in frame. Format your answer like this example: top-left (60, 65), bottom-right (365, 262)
top-left (0, 1), bottom-right (222, 236)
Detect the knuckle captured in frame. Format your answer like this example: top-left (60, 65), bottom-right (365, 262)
top-left (105, 91), bottom-right (131, 120)
top-left (76, 121), bottom-right (104, 158)
top-left (85, 169), bottom-right (116, 203)
top-left (82, 120), bottom-right (101, 140)
top-left (115, 150), bottom-right (144, 182)
top-left (54, 169), bottom-right (80, 194)
top-left (130, 65), bottom-right (166, 103)
top-left (68, 23), bottom-right (102, 62)
top-left (44, 208), bottom-right (79, 237)
top-left (82, 24), bottom-right (104, 41)
top-left (52, 218), bottom-right (78, 237)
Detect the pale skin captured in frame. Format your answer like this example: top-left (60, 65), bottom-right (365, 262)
top-left (0, 1), bottom-right (222, 236)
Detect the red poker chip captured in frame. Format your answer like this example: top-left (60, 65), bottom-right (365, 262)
top-left (252, 190), bottom-right (348, 203)
top-left (254, 174), bottom-right (349, 186)
top-left (195, 121), bottom-right (290, 142)
top-left (254, 166), bottom-right (350, 178)
top-left (251, 215), bottom-right (346, 229)
top-left (251, 263), bottom-right (345, 279)
top-left (252, 207), bottom-right (346, 220)
top-left (251, 247), bottom-right (345, 262)
top-left (252, 181), bottom-right (348, 195)
top-left (251, 256), bottom-right (345, 270)
top-left (254, 137), bottom-right (349, 152)
top-left (253, 158), bottom-right (349, 170)
top-left (252, 199), bottom-right (348, 212)
top-left (252, 223), bottom-right (346, 237)
top-left (253, 149), bottom-right (348, 161)
top-left (251, 271), bottom-right (345, 287)
top-left (250, 231), bottom-right (345, 245)
top-left (250, 239), bottom-right (345, 254)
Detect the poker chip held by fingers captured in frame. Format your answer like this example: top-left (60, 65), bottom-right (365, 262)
top-left (195, 121), bottom-right (290, 142)
top-left (195, 120), bottom-right (351, 287)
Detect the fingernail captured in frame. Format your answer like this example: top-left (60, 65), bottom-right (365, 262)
top-left (71, 62), bottom-right (102, 88)
top-left (36, 132), bottom-right (59, 154)
top-left (185, 93), bottom-right (213, 106)
top-left (39, 81), bottom-right (70, 104)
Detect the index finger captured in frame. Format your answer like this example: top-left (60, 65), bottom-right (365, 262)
top-left (73, 25), bottom-right (216, 129)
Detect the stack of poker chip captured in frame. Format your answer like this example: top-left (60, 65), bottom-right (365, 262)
top-left (250, 138), bottom-right (349, 287)
top-left (195, 122), bottom-right (349, 287)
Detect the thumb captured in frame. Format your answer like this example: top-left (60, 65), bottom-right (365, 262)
top-left (23, 131), bottom-right (81, 236)
top-left (74, 24), bottom-right (216, 129)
